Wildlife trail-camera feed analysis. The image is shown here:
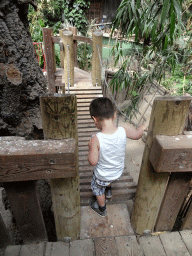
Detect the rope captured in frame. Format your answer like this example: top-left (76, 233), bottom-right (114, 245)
top-left (96, 45), bottom-right (139, 128)
top-left (66, 44), bottom-right (71, 94)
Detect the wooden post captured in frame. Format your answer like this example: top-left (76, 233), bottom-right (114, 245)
top-left (59, 30), bottom-right (64, 69)
top-left (61, 30), bottom-right (74, 88)
top-left (131, 96), bottom-right (192, 235)
top-left (0, 214), bottom-right (11, 248)
top-left (92, 30), bottom-right (102, 87)
top-left (40, 95), bottom-right (80, 241)
top-left (3, 181), bottom-right (47, 243)
top-left (42, 28), bottom-right (56, 94)
top-left (69, 26), bottom-right (78, 67)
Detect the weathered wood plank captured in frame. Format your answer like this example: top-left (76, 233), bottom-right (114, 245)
top-left (139, 236), bottom-right (166, 256)
top-left (116, 235), bottom-right (144, 256)
top-left (131, 96), bottom-right (192, 235)
top-left (149, 135), bottom-right (192, 172)
top-left (0, 139), bottom-right (76, 182)
top-left (73, 34), bottom-right (93, 46)
top-left (179, 230), bottom-right (192, 254)
top-left (50, 242), bottom-right (69, 256)
top-left (155, 172), bottom-right (191, 232)
top-left (160, 231), bottom-right (189, 256)
top-left (94, 237), bottom-right (118, 256)
top-left (3, 181), bottom-right (47, 243)
top-left (4, 245), bottom-right (21, 256)
top-left (44, 242), bottom-right (52, 256)
top-left (70, 239), bottom-right (94, 256)
top-left (20, 242), bottom-right (45, 256)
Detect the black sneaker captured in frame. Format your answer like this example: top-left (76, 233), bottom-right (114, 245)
top-left (90, 200), bottom-right (107, 217)
top-left (105, 187), bottom-right (112, 199)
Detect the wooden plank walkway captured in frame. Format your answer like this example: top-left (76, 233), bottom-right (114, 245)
top-left (71, 85), bottom-right (136, 205)
top-left (4, 230), bottom-right (192, 255)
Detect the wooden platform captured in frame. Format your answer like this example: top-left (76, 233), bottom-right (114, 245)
top-left (4, 223), bottom-right (192, 255)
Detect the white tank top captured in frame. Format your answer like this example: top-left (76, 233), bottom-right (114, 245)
top-left (94, 127), bottom-right (127, 181)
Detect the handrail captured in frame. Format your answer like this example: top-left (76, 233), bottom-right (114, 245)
top-left (51, 35), bottom-right (93, 46)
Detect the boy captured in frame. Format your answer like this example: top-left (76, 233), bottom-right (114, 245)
top-left (88, 97), bottom-right (147, 217)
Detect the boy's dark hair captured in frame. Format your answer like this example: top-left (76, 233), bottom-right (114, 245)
top-left (89, 97), bottom-right (115, 120)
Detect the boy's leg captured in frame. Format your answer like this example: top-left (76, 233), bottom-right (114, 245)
top-left (105, 184), bottom-right (112, 199)
top-left (96, 193), bottom-right (105, 207)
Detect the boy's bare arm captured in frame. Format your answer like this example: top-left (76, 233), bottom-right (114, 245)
top-left (124, 124), bottom-right (147, 140)
top-left (88, 135), bottom-right (100, 165)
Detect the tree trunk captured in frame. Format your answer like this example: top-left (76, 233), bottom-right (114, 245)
top-left (0, 0), bottom-right (47, 138)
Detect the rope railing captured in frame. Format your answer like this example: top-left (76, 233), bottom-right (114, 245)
top-left (96, 45), bottom-right (139, 128)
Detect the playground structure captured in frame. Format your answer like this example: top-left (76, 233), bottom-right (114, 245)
top-left (1, 27), bottom-right (192, 255)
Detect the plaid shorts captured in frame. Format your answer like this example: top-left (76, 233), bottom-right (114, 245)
top-left (91, 173), bottom-right (112, 196)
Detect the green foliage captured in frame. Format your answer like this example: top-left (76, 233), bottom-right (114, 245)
top-left (77, 42), bottom-right (92, 70)
top-left (41, 0), bottom-right (65, 27)
top-left (112, 0), bottom-right (183, 51)
top-left (64, 0), bottom-right (90, 35)
top-left (109, 0), bottom-right (192, 120)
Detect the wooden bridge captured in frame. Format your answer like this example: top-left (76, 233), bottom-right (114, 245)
top-left (1, 27), bottom-right (192, 255)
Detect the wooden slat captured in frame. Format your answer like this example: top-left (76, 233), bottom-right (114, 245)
top-left (19, 242), bottom-right (45, 256)
top-left (4, 245), bottom-right (21, 256)
top-left (94, 237), bottom-right (118, 256)
top-left (70, 90), bottom-right (102, 95)
top-left (139, 236), bottom-right (166, 256)
top-left (116, 236), bottom-right (144, 256)
top-left (160, 231), bottom-right (189, 256)
top-left (70, 239), bottom-right (94, 256)
top-left (49, 242), bottom-right (69, 256)
top-left (78, 123), bottom-right (96, 129)
top-left (73, 34), bottom-right (93, 45)
top-left (179, 230), bottom-right (192, 255)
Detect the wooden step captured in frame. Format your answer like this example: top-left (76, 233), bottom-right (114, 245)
top-left (77, 123), bottom-right (96, 129)
top-left (70, 90), bottom-right (102, 95)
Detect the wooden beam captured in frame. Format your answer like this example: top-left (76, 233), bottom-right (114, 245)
top-left (0, 139), bottom-right (76, 182)
top-left (42, 28), bottom-right (56, 94)
top-left (181, 195), bottom-right (192, 230)
top-left (3, 181), bottom-right (47, 243)
top-left (73, 35), bottom-right (93, 46)
top-left (149, 135), bottom-right (192, 172)
top-left (155, 172), bottom-right (191, 231)
top-left (131, 96), bottom-right (192, 235)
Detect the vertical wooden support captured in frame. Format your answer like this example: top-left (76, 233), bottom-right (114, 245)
top-left (61, 31), bottom-right (74, 88)
top-left (59, 30), bottom-right (64, 69)
top-left (155, 172), bottom-right (192, 231)
top-left (3, 181), bottom-right (47, 243)
top-left (131, 96), bottom-right (191, 235)
top-left (69, 26), bottom-right (78, 67)
top-left (42, 28), bottom-right (56, 94)
top-left (40, 95), bottom-right (80, 241)
top-left (0, 214), bottom-right (11, 248)
top-left (92, 30), bottom-right (102, 87)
